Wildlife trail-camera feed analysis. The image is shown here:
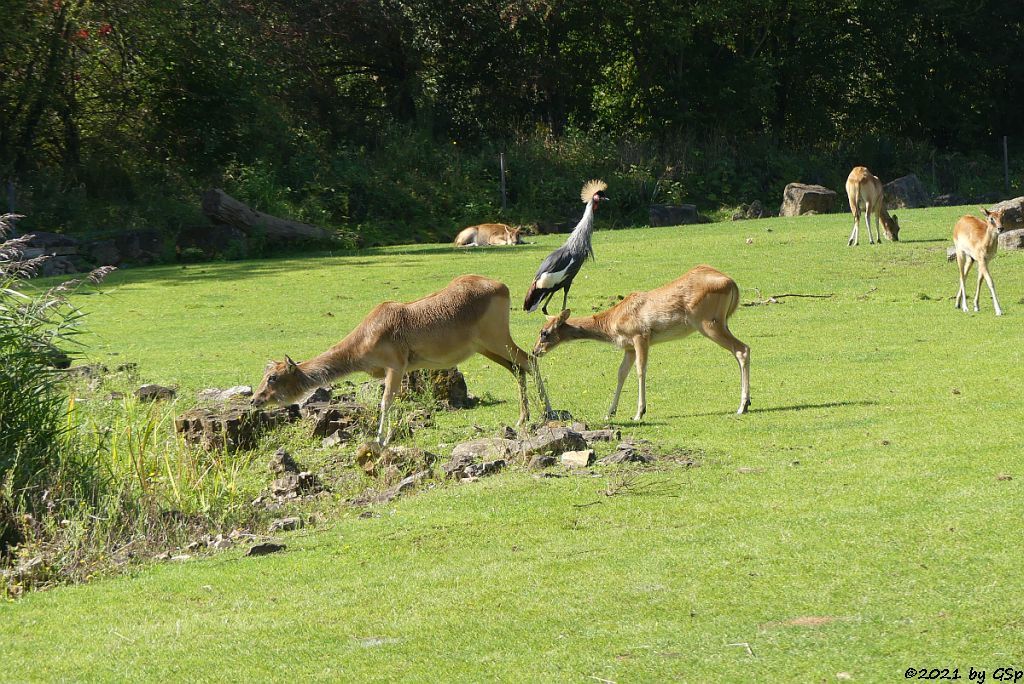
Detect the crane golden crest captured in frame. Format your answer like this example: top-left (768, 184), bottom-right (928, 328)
top-left (580, 179), bottom-right (608, 203)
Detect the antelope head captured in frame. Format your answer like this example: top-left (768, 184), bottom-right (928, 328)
top-left (533, 309), bottom-right (572, 357)
top-left (506, 226), bottom-right (525, 245)
top-left (881, 213), bottom-right (900, 241)
top-left (983, 207), bottom-right (1005, 233)
top-left (252, 355), bottom-right (310, 407)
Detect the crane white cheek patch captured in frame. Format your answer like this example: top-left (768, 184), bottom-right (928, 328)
top-left (535, 260), bottom-right (574, 289)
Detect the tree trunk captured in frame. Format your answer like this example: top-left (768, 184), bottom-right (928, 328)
top-left (201, 189), bottom-right (333, 242)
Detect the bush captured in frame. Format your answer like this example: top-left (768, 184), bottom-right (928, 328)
top-left (0, 214), bottom-right (114, 555)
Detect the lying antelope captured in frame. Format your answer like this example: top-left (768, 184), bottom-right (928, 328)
top-left (252, 275), bottom-right (551, 444)
top-left (953, 208), bottom-right (1005, 316)
top-left (533, 265), bottom-right (750, 420)
top-left (453, 223), bottom-right (524, 247)
top-left (846, 166), bottom-right (900, 245)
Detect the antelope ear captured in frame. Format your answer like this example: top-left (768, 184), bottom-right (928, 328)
top-left (982, 207), bottom-right (991, 217)
top-left (284, 355), bottom-right (298, 369)
top-left (557, 309), bottom-right (571, 323)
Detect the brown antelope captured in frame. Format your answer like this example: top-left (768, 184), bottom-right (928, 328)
top-left (453, 223), bottom-right (524, 247)
top-left (953, 208), bottom-right (1005, 316)
top-left (252, 275), bottom-right (552, 444)
top-left (533, 265), bottom-right (750, 420)
top-left (846, 166), bottom-right (900, 245)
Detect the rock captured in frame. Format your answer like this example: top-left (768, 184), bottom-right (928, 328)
top-left (135, 384), bottom-right (176, 402)
top-left (302, 401), bottom-right (363, 438)
top-left (883, 174), bottom-right (930, 209)
top-left (356, 444), bottom-right (437, 479)
top-left (529, 454), bottom-right (557, 469)
top-left (175, 404), bottom-right (293, 452)
top-left (933, 193), bottom-right (968, 207)
top-left (271, 471), bottom-right (321, 499)
top-left (599, 440), bottom-right (656, 465)
top-left (731, 200), bottom-right (767, 221)
top-left (24, 230), bottom-right (80, 255)
top-left (321, 430), bottom-right (347, 448)
top-left (560, 449), bottom-right (595, 468)
top-left (447, 438), bottom-right (520, 470)
top-left (269, 447), bottom-right (299, 474)
top-left (175, 224), bottom-right (249, 260)
top-left (207, 535), bottom-right (233, 550)
top-left (404, 368), bottom-right (475, 409)
top-left (197, 385), bottom-right (253, 403)
top-left (37, 255), bottom-right (79, 277)
top-left (299, 387), bottom-right (333, 408)
top-left (352, 469), bottom-right (431, 505)
top-left (998, 228), bottom-right (1024, 251)
top-left (88, 229), bottom-right (165, 266)
top-left (543, 409), bottom-right (574, 423)
top-left (63, 364), bottom-right (108, 380)
top-left (990, 196), bottom-right (1024, 231)
top-left (463, 459), bottom-right (506, 479)
top-left (245, 542), bottom-right (285, 557)
top-left (579, 429), bottom-right (620, 442)
top-left (779, 183), bottom-right (838, 217)
top-left (536, 220), bottom-right (575, 234)
top-left (268, 516), bottom-right (303, 532)
top-left (649, 204), bottom-right (700, 227)
top-left (519, 427), bottom-right (588, 458)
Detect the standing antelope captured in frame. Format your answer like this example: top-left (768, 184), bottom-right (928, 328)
top-left (846, 166), bottom-right (900, 245)
top-left (252, 275), bottom-right (552, 444)
top-left (953, 208), bottom-right (1005, 316)
top-left (453, 223), bottom-right (524, 247)
top-left (532, 265), bottom-right (750, 420)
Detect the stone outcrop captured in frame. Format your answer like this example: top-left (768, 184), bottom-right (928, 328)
top-left (779, 183), bottom-right (838, 217)
top-left (649, 204), bottom-right (700, 227)
top-left (883, 174), bottom-right (930, 209)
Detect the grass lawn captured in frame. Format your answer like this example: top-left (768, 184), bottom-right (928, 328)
top-left (3, 207), bottom-right (1024, 681)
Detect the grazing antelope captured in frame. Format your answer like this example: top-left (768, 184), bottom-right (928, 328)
top-left (252, 275), bottom-right (552, 444)
top-left (453, 223), bottom-right (524, 247)
top-left (846, 166), bottom-right (900, 245)
top-left (533, 265), bottom-right (750, 420)
top-left (953, 208), bottom-right (1005, 316)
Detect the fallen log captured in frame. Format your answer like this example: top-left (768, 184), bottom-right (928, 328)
top-left (201, 189), bottom-right (332, 242)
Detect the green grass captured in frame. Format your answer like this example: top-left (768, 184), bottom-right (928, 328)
top-left (4, 207), bottom-right (1024, 680)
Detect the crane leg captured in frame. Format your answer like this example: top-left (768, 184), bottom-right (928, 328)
top-left (560, 286), bottom-right (570, 313)
top-left (540, 290), bottom-right (556, 315)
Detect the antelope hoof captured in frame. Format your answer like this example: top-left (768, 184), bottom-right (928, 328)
top-left (738, 399), bottom-right (750, 415)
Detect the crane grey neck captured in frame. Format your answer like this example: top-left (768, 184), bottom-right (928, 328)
top-left (564, 200), bottom-right (596, 260)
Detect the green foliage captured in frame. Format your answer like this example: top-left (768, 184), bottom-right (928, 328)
top-left (0, 214), bottom-right (103, 552)
top-left (3, 0), bottom-right (1022, 249)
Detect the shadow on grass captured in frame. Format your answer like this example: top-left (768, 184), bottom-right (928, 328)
top-left (749, 400), bottom-right (878, 414)
top-left (900, 238), bottom-right (948, 244)
top-left (67, 243), bottom-right (555, 290)
top-left (668, 400), bottom-right (878, 419)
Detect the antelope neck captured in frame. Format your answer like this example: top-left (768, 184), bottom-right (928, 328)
top-left (299, 338), bottom-right (363, 386)
top-left (561, 315), bottom-right (612, 343)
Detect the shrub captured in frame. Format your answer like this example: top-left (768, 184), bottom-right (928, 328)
top-left (0, 214), bottom-right (114, 555)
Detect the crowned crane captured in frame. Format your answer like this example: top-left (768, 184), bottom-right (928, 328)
top-left (523, 179), bottom-right (609, 314)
